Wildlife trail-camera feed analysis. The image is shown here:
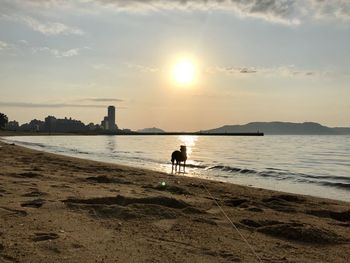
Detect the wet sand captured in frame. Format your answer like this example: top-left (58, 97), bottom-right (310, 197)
top-left (0, 140), bottom-right (349, 262)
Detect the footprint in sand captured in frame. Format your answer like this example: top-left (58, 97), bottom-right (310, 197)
top-left (22, 191), bottom-right (47, 197)
top-left (21, 199), bottom-right (45, 208)
top-left (32, 233), bottom-right (59, 242)
top-left (240, 219), bottom-right (346, 244)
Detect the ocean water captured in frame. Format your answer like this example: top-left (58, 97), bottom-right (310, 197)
top-left (3, 135), bottom-right (350, 202)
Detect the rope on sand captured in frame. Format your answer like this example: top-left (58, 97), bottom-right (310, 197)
top-left (201, 183), bottom-right (263, 263)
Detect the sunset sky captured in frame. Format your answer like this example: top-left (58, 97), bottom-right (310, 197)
top-left (1, 0), bottom-right (350, 131)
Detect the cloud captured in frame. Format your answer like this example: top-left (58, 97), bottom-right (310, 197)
top-left (207, 66), bottom-right (258, 75)
top-left (82, 98), bottom-right (124, 102)
top-left (88, 0), bottom-right (350, 25)
top-left (0, 0), bottom-right (350, 31)
top-left (207, 65), bottom-right (322, 77)
top-left (19, 39), bottom-right (29, 45)
top-left (1, 14), bottom-right (84, 36)
top-left (0, 40), bottom-right (9, 50)
top-left (0, 40), bottom-right (16, 54)
top-left (22, 16), bottom-right (84, 36)
top-left (308, 0), bottom-right (350, 21)
top-left (127, 63), bottom-right (160, 73)
top-left (4, 0), bottom-right (350, 26)
top-left (0, 102), bottom-right (112, 108)
top-left (88, 0), bottom-right (300, 25)
top-left (240, 68), bottom-right (257, 74)
top-left (33, 47), bottom-right (80, 58)
top-left (91, 63), bottom-right (111, 70)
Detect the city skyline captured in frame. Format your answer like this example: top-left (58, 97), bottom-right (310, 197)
top-left (1, 1), bottom-right (350, 131)
top-left (4, 105), bottom-right (120, 133)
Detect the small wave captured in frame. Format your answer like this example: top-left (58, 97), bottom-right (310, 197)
top-left (319, 181), bottom-right (350, 190)
top-left (266, 167), bottom-right (286, 171)
top-left (185, 163), bottom-right (208, 169)
top-left (12, 141), bottom-right (47, 148)
top-left (300, 174), bottom-right (350, 183)
top-left (71, 149), bottom-right (89, 155)
top-left (257, 171), bottom-right (291, 180)
top-left (207, 165), bottom-right (257, 174)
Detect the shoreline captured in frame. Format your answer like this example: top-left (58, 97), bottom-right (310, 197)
top-left (2, 135), bottom-right (349, 203)
top-left (0, 140), bottom-right (349, 262)
top-left (0, 130), bottom-right (264, 137)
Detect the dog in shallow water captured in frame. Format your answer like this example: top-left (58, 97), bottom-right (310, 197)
top-left (171, 145), bottom-right (187, 173)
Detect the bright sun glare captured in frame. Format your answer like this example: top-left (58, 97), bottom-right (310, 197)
top-left (172, 59), bottom-right (196, 86)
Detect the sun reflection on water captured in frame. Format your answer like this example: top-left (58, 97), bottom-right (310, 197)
top-left (177, 135), bottom-right (198, 158)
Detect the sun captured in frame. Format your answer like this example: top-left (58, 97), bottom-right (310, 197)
top-left (172, 59), bottom-right (196, 86)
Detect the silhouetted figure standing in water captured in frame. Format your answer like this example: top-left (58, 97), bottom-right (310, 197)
top-left (171, 145), bottom-right (187, 173)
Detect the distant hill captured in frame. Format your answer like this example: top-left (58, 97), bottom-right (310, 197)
top-left (137, 127), bottom-right (165, 133)
top-left (201, 122), bottom-right (350, 135)
top-left (333, 127), bottom-right (350, 135)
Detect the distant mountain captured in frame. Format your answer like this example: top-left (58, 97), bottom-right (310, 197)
top-left (201, 122), bottom-right (350, 135)
top-left (137, 127), bottom-right (165, 133)
top-left (333, 127), bottom-right (350, 135)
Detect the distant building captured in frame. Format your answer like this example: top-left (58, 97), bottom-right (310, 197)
top-left (29, 119), bottom-right (44, 132)
top-left (6, 106), bottom-right (121, 134)
top-left (101, 116), bottom-right (109, 130)
top-left (43, 116), bottom-right (86, 133)
top-left (101, 106), bottom-right (118, 132)
top-left (87, 122), bottom-right (100, 131)
top-left (44, 116), bottom-right (57, 133)
top-left (108, 106), bottom-right (117, 131)
top-left (5, 120), bottom-right (19, 131)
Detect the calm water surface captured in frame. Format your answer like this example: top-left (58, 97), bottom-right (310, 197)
top-left (3, 135), bottom-right (350, 202)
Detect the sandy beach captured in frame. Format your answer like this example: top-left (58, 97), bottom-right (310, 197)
top-left (0, 140), bottom-right (349, 262)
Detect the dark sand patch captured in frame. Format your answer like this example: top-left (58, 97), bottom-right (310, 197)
top-left (259, 223), bottom-right (346, 244)
top-left (246, 207), bottom-right (264, 212)
top-left (32, 233), bottom-right (59, 242)
top-left (1, 254), bottom-right (18, 263)
top-left (85, 175), bottom-right (131, 184)
top-left (22, 191), bottom-right (47, 197)
top-left (261, 196), bottom-right (299, 213)
top-left (224, 197), bottom-right (249, 207)
top-left (64, 195), bottom-right (203, 220)
top-left (0, 206), bottom-right (27, 217)
top-left (143, 183), bottom-right (191, 195)
top-left (21, 199), bottom-right (45, 208)
top-left (307, 209), bottom-right (350, 222)
top-left (65, 195), bottom-right (189, 209)
top-left (240, 219), bottom-right (346, 244)
top-left (18, 172), bottom-right (42, 178)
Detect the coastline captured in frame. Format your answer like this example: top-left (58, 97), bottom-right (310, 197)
top-left (0, 140), bottom-right (349, 262)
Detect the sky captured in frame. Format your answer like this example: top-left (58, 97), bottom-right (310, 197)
top-left (0, 0), bottom-right (350, 131)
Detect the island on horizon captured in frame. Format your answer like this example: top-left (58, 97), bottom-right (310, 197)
top-left (1, 108), bottom-right (349, 136)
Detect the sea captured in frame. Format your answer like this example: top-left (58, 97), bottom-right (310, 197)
top-left (2, 135), bottom-right (350, 202)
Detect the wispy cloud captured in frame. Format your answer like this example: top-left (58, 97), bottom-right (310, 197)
top-left (3, 0), bottom-right (350, 26)
top-left (209, 66), bottom-right (258, 75)
top-left (0, 40), bottom-right (17, 55)
top-left (89, 0), bottom-right (300, 25)
top-left (0, 102), bottom-right (110, 108)
top-left (0, 40), bottom-right (9, 50)
top-left (22, 16), bottom-right (84, 36)
top-left (1, 14), bottom-right (84, 36)
top-left (32, 47), bottom-right (80, 58)
top-left (82, 98), bottom-right (124, 102)
top-left (207, 65), bottom-right (325, 77)
top-left (127, 63), bottom-right (160, 73)
top-left (90, 0), bottom-right (350, 25)
top-left (91, 63), bottom-right (111, 70)
top-left (308, 0), bottom-right (350, 22)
